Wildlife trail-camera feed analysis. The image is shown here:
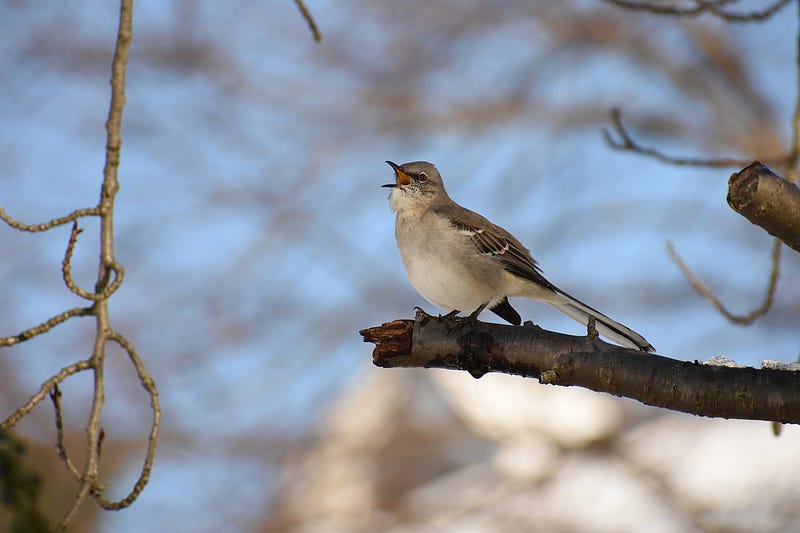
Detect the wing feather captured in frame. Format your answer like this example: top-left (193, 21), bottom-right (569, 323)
top-left (448, 218), bottom-right (557, 292)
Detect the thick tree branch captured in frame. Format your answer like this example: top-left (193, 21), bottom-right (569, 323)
top-left (727, 162), bottom-right (800, 253)
top-left (361, 310), bottom-right (800, 424)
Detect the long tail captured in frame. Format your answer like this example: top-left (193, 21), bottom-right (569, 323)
top-left (548, 289), bottom-right (655, 352)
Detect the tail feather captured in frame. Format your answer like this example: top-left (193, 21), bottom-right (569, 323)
top-left (490, 297), bottom-right (522, 325)
top-left (548, 290), bottom-right (654, 352)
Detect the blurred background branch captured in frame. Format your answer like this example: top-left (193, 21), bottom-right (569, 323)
top-left (601, 0), bottom-right (792, 21)
top-left (599, 1), bottom-right (797, 328)
top-left (604, 107), bottom-right (759, 167)
top-left (667, 238), bottom-right (781, 325)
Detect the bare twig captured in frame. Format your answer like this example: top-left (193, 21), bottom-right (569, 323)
top-left (62, 222), bottom-right (125, 301)
top-left (0, 206), bottom-right (100, 232)
top-left (667, 239), bottom-right (780, 325)
top-left (60, 1), bottom-right (137, 528)
top-left (90, 331), bottom-right (160, 511)
top-left (603, 108), bottom-right (756, 167)
top-left (2, 0), bottom-right (157, 525)
top-left (0, 306), bottom-right (94, 347)
top-left (602, 0), bottom-right (791, 22)
top-left (294, 0), bottom-right (321, 42)
top-left (61, 222), bottom-right (92, 300)
top-left (60, 481), bottom-right (93, 532)
top-left (51, 385), bottom-right (82, 481)
top-left (1, 360), bottom-right (93, 431)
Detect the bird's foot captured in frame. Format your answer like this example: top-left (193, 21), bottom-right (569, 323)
top-left (440, 306), bottom-right (486, 323)
top-left (442, 309), bottom-right (461, 319)
top-left (413, 306), bottom-right (435, 319)
top-left (466, 303), bottom-right (487, 322)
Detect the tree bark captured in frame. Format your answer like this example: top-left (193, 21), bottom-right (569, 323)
top-left (727, 162), bottom-right (800, 253)
top-left (360, 309), bottom-right (800, 424)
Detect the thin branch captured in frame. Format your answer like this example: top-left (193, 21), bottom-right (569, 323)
top-left (62, 222), bottom-right (125, 301)
top-left (0, 206), bottom-right (100, 233)
top-left (1, 0), bottom-right (156, 526)
top-left (602, 0), bottom-right (791, 22)
top-left (667, 239), bottom-right (780, 325)
top-left (0, 360), bottom-right (92, 432)
top-left (0, 306), bottom-right (94, 347)
top-left (51, 385), bottom-right (82, 481)
top-left (60, 481), bottom-right (93, 532)
top-left (788, 0), bottom-right (800, 184)
top-left (294, 0), bottom-right (322, 42)
top-left (603, 108), bottom-right (756, 167)
top-left (62, 222), bottom-right (93, 300)
top-left (362, 310), bottom-right (800, 423)
top-left (63, 0), bottom-right (135, 528)
top-left (91, 331), bottom-right (161, 511)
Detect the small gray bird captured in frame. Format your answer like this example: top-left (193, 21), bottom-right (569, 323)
top-left (383, 160), bottom-right (654, 352)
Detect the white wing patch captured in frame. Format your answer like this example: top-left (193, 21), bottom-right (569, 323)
top-left (456, 226), bottom-right (510, 256)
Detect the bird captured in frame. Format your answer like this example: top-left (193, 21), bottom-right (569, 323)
top-left (382, 160), bottom-right (655, 352)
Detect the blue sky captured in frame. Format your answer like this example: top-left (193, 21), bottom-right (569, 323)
top-left (1, 1), bottom-right (799, 530)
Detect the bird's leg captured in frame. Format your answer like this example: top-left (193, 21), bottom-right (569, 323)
top-left (413, 306), bottom-right (435, 319)
top-left (442, 305), bottom-right (486, 322)
top-left (586, 315), bottom-right (599, 341)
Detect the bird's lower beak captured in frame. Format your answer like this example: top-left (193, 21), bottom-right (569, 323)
top-left (385, 160), bottom-right (411, 187)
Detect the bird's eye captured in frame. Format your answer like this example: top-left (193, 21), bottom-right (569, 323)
top-left (416, 172), bottom-right (428, 182)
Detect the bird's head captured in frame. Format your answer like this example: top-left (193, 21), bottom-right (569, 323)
top-left (383, 161), bottom-right (446, 213)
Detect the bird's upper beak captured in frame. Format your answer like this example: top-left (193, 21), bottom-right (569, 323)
top-left (383, 160), bottom-right (412, 188)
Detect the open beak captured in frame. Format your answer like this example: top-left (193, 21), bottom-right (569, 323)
top-left (383, 160), bottom-right (412, 188)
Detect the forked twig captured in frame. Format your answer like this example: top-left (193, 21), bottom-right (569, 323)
top-left (1, 360), bottom-right (93, 432)
top-left (60, 0), bottom-right (138, 528)
top-left (603, 108), bottom-right (755, 167)
top-left (0, 0), bottom-right (159, 528)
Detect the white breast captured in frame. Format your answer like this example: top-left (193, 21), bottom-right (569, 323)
top-left (394, 211), bottom-right (502, 313)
